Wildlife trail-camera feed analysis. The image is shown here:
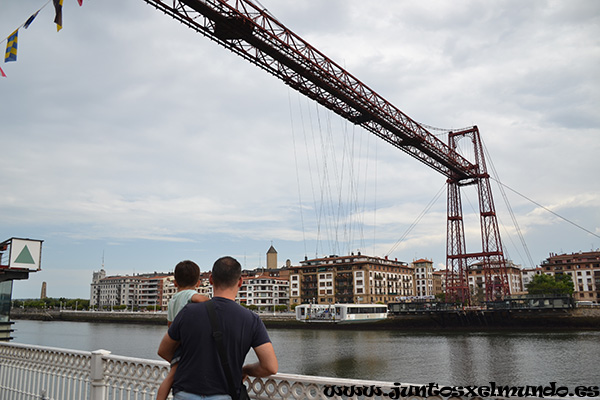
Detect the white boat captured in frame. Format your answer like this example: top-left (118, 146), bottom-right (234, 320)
top-left (295, 303), bottom-right (388, 323)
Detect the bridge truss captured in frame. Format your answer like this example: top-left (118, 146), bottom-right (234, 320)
top-left (142, 0), bottom-right (511, 303)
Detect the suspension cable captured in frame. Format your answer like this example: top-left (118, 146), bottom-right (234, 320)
top-left (386, 182), bottom-right (446, 256)
top-left (288, 89), bottom-right (308, 258)
top-left (481, 140), bottom-right (536, 268)
top-left (490, 178), bottom-right (600, 240)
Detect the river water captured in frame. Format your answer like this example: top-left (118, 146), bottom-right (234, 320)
top-left (10, 319), bottom-right (600, 389)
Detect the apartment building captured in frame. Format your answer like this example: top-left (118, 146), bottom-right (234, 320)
top-left (90, 270), bottom-right (173, 310)
top-left (413, 259), bottom-right (434, 297)
top-left (467, 260), bottom-right (524, 300)
top-left (90, 270), bottom-right (138, 308)
top-left (521, 267), bottom-right (543, 290)
top-left (239, 275), bottom-right (289, 311)
top-left (289, 253), bottom-right (414, 306)
top-left (540, 251), bottom-right (600, 302)
top-left (137, 275), bottom-right (170, 309)
top-left (160, 272), bottom-right (212, 310)
top-left (432, 270), bottom-right (445, 296)
top-left (91, 268), bottom-right (281, 310)
top-left (97, 249), bottom-right (584, 308)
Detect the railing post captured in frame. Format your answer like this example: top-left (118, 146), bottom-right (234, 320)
top-left (90, 349), bottom-right (111, 400)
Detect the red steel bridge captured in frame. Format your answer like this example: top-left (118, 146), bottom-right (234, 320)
top-left (141, 0), bottom-right (511, 303)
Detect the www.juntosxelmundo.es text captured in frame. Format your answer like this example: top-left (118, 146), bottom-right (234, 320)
top-left (323, 382), bottom-right (600, 398)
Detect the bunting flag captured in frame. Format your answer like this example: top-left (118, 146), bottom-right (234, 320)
top-left (53, 0), bottom-right (64, 32)
top-left (23, 11), bottom-right (40, 29)
top-left (77, 0), bottom-right (83, 6)
top-left (5, 29), bottom-right (18, 62)
top-left (0, 65), bottom-right (6, 78)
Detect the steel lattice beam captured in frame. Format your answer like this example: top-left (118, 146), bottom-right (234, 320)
top-left (142, 0), bottom-right (477, 182)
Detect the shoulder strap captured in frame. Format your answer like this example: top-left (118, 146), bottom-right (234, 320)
top-left (206, 300), bottom-right (238, 400)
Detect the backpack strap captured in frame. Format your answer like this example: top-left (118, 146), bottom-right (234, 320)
top-left (206, 300), bottom-right (238, 400)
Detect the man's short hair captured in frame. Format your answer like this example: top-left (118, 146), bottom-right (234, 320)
top-left (212, 256), bottom-right (242, 288)
top-left (174, 260), bottom-right (200, 288)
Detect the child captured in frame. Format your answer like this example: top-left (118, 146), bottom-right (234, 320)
top-left (157, 260), bottom-right (209, 400)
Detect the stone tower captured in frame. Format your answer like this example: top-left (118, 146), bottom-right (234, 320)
top-left (266, 245), bottom-right (277, 269)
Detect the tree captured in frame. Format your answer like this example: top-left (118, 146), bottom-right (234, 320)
top-left (526, 274), bottom-right (574, 296)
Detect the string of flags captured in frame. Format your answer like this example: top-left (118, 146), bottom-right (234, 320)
top-left (1, 0), bottom-right (83, 78)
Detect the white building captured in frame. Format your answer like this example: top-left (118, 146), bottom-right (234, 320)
top-left (412, 259), bottom-right (434, 297)
top-left (161, 274), bottom-right (213, 310)
top-left (239, 275), bottom-right (289, 311)
top-left (90, 271), bottom-right (172, 310)
top-left (90, 270), bottom-right (141, 309)
top-left (520, 267), bottom-right (542, 291)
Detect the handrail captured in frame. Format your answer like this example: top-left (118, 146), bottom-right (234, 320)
top-left (0, 342), bottom-right (560, 400)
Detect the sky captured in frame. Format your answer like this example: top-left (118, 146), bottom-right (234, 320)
top-left (1, 0), bottom-right (598, 299)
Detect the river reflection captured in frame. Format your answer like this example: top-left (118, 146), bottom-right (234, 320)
top-left (12, 320), bottom-right (600, 388)
top-left (280, 330), bottom-right (389, 381)
top-left (267, 330), bottom-right (600, 388)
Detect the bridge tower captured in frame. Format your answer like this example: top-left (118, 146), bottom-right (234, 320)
top-left (446, 127), bottom-right (510, 304)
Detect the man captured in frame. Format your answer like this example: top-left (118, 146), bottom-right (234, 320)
top-left (158, 256), bottom-right (278, 400)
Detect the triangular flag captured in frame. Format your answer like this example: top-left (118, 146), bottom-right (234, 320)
top-left (0, 65), bottom-right (6, 78)
top-left (77, 0), bottom-right (83, 6)
top-left (4, 29), bottom-right (18, 62)
top-left (53, 0), bottom-right (64, 32)
top-left (24, 10), bottom-right (40, 29)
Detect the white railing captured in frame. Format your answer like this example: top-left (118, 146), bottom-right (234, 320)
top-left (0, 342), bottom-right (560, 400)
top-left (0, 343), bottom-right (170, 400)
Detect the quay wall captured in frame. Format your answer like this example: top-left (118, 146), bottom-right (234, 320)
top-left (10, 307), bottom-right (600, 330)
top-left (9, 308), bottom-right (296, 326)
top-left (388, 307), bottom-right (600, 330)
top-left (10, 309), bottom-right (167, 324)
